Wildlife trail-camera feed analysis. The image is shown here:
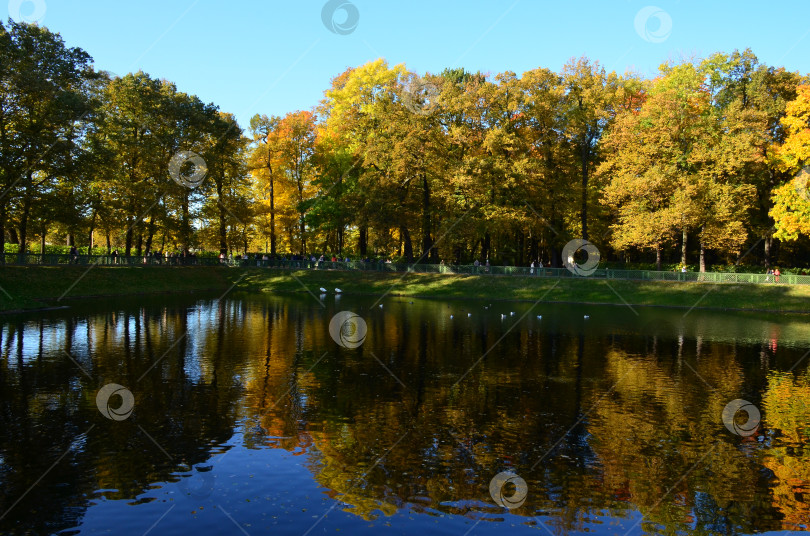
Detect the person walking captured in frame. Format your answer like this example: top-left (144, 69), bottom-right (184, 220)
top-left (774, 267), bottom-right (781, 283)
top-left (530, 261), bottom-right (535, 275)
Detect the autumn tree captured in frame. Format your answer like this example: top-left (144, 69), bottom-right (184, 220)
top-left (771, 84), bottom-right (810, 240)
top-left (248, 114), bottom-right (281, 255)
top-left (268, 111), bottom-right (317, 254)
top-left (561, 57), bottom-right (620, 241)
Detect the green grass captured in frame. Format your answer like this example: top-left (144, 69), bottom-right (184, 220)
top-left (1, 265), bottom-right (808, 313)
top-left (239, 269), bottom-right (810, 313)
top-left (0, 265), bottom-right (237, 311)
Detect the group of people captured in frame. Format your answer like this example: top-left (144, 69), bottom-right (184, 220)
top-left (218, 252), bottom-right (361, 267)
top-left (435, 258), bottom-right (549, 275)
top-left (48, 250), bottom-right (797, 282)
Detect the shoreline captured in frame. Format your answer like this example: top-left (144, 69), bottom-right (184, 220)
top-left (1, 265), bottom-right (808, 315)
top-left (265, 288), bottom-right (810, 315)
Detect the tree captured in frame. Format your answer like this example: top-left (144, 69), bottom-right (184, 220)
top-left (771, 85), bottom-right (810, 240)
top-left (248, 114), bottom-right (281, 255)
top-left (561, 57), bottom-right (619, 241)
top-left (0, 20), bottom-right (94, 260)
top-left (703, 49), bottom-right (802, 266)
top-left (268, 111), bottom-right (317, 254)
top-left (203, 112), bottom-right (249, 255)
top-left (601, 62), bottom-right (763, 271)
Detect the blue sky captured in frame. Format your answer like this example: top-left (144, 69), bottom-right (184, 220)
top-left (9, 0), bottom-right (810, 130)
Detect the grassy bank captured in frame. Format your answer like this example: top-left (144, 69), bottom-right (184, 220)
top-left (1, 265), bottom-right (808, 313)
top-left (0, 265), bottom-right (237, 312)
top-left (240, 269), bottom-right (810, 313)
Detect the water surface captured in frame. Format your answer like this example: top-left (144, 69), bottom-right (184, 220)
top-left (0, 292), bottom-right (808, 535)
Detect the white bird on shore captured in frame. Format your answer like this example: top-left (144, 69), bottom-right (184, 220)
top-left (334, 288), bottom-right (342, 293)
top-left (537, 315), bottom-right (542, 319)
top-left (379, 304), bottom-right (383, 308)
top-left (467, 313), bottom-right (472, 317)
top-left (319, 287), bottom-right (327, 293)
top-left (450, 315), bottom-right (454, 319)
top-left (584, 315), bottom-right (590, 319)
top-left (510, 311), bottom-right (515, 316)
top-left (500, 314), bottom-right (506, 320)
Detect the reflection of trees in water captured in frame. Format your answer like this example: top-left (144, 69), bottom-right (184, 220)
top-left (762, 370), bottom-right (810, 531)
top-left (239, 313), bottom-right (615, 525)
top-left (240, 312), bottom-right (806, 535)
top-left (2, 296), bottom-right (809, 535)
top-left (0, 299), bottom-right (248, 535)
top-left (588, 342), bottom-right (784, 535)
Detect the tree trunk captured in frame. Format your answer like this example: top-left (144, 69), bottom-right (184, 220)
top-left (580, 143), bottom-right (589, 240)
top-left (143, 214), bottom-right (154, 253)
top-left (335, 170), bottom-right (344, 256)
top-left (0, 203), bottom-right (5, 264)
top-left (529, 235), bottom-right (538, 264)
top-left (517, 230), bottom-right (525, 266)
top-left (66, 234), bottom-right (74, 246)
top-left (482, 232), bottom-right (491, 262)
top-left (88, 211), bottom-right (96, 252)
top-left (40, 227), bottom-right (46, 256)
top-left (8, 227), bottom-right (18, 244)
top-left (217, 182), bottom-right (227, 255)
top-left (181, 194), bottom-right (190, 252)
top-left (106, 230), bottom-right (111, 254)
top-left (400, 226), bottom-right (414, 262)
top-left (268, 162), bottom-right (276, 256)
top-left (299, 216), bottom-right (306, 255)
top-left (359, 225), bottom-right (367, 256)
top-left (764, 233), bottom-right (772, 268)
top-left (655, 242), bottom-right (662, 271)
top-left (18, 183), bottom-right (31, 262)
top-left (421, 174), bottom-right (433, 260)
top-left (681, 228), bottom-right (688, 267)
top-left (699, 235), bottom-right (706, 273)
top-left (136, 232), bottom-right (143, 256)
top-left (125, 219), bottom-right (133, 256)
top-left (550, 244), bottom-right (561, 268)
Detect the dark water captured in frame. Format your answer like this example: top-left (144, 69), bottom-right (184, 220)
top-left (0, 292), bottom-right (809, 535)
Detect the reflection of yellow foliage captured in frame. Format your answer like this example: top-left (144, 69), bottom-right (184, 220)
top-left (310, 435), bottom-right (399, 521)
top-left (762, 448), bottom-right (810, 531)
top-left (762, 370), bottom-right (810, 530)
top-left (590, 348), bottom-right (762, 530)
top-left (763, 371), bottom-right (810, 442)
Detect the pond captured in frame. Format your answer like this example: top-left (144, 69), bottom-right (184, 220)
top-left (0, 291), bottom-right (809, 535)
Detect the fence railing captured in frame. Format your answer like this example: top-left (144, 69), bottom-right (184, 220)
top-left (2, 253), bottom-right (807, 285)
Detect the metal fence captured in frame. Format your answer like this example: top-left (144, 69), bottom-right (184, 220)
top-left (4, 253), bottom-right (808, 285)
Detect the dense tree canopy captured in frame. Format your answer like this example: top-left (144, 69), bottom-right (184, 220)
top-left (2, 19), bottom-right (810, 270)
